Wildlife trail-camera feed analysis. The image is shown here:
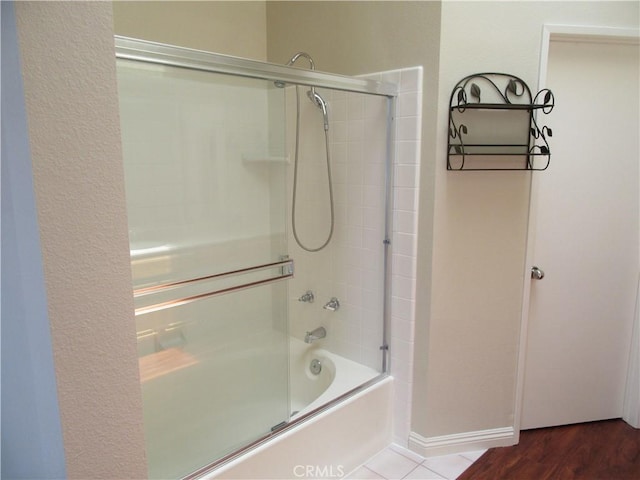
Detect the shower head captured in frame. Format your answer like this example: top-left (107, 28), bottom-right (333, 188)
top-left (307, 90), bottom-right (329, 131)
top-left (279, 51), bottom-right (329, 129)
top-left (285, 52), bottom-right (322, 110)
top-left (275, 52), bottom-right (315, 88)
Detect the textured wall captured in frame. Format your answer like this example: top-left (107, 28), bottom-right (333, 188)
top-left (15, 2), bottom-right (147, 477)
top-left (113, 1), bottom-right (268, 61)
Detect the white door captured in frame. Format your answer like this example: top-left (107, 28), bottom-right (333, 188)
top-left (521, 34), bottom-right (639, 430)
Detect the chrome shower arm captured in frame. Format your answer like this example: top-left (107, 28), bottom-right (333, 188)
top-left (287, 52), bottom-right (319, 100)
top-left (286, 52), bottom-right (315, 70)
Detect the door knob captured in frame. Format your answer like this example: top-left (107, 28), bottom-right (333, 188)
top-left (531, 266), bottom-right (545, 280)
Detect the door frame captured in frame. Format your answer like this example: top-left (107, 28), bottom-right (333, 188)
top-left (514, 24), bottom-right (640, 439)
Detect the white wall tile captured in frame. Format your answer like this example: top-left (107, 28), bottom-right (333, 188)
top-left (393, 254), bottom-right (417, 278)
top-left (394, 187), bottom-right (419, 212)
top-left (391, 317), bottom-right (415, 344)
top-left (332, 120), bottom-right (348, 142)
top-left (398, 91), bottom-right (421, 117)
top-left (394, 210), bottom-right (418, 235)
top-left (348, 140), bottom-right (364, 163)
top-left (392, 275), bottom-right (416, 301)
top-left (392, 232), bottom-right (417, 257)
top-left (380, 70), bottom-right (401, 85)
top-left (397, 141), bottom-right (419, 165)
top-left (400, 67), bottom-right (422, 93)
top-left (391, 297), bottom-right (415, 323)
top-left (330, 99), bottom-right (347, 121)
top-left (347, 95), bottom-right (365, 120)
top-left (395, 165), bottom-right (419, 188)
top-left (396, 116), bottom-right (420, 141)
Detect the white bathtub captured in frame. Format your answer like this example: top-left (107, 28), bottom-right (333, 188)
top-left (289, 337), bottom-right (381, 419)
top-left (202, 338), bottom-right (391, 480)
top-left (208, 378), bottom-right (392, 480)
top-left (140, 332), bottom-right (389, 479)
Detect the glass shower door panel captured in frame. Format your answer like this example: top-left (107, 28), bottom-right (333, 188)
top-left (117, 59), bottom-right (288, 290)
top-left (136, 282), bottom-right (289, 479)
top-left (285, 86), bottom-right (389, 375)
top-left (117, 59), bottom-right (290, 477)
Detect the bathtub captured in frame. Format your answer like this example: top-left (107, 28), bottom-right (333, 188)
top-left (140, 330), bottom-right (390, 479)
top-left (198, 338), bottom-right (391, 479)
top-left (289, 337), bottom-right (382, 419)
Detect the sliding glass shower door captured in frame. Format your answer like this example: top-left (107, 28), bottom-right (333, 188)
top-left (117, 58), bottom-right (290, 479)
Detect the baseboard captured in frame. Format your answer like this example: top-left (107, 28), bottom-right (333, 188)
top-left (408, 426), bottom-right (516, 457)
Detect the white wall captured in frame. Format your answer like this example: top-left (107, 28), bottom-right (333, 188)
top-left (113, 1), bottom-right (268, 61)
top-left (411, 0), bottom-right (640, 451)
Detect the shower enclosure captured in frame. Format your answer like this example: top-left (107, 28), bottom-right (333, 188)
top-left (115, 37), bottom-right (396, 479)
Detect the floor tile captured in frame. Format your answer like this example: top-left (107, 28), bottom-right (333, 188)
top-left (403, 465), bottom-right (446, 480)
top-left (460, 450), bottom-right (487, 462)
top-left (421, 454), bottom-right (473, 479)
top-left (345, 465), bottom-right (386, 479)
top-left (388, 443), bottom-right (425, 464)
top-left (365, 448), bottom-right (419, 479)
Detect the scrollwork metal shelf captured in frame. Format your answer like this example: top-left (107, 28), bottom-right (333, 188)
top-left (447, 73), bottom-right (554, 171)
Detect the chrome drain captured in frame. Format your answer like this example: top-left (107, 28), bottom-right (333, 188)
top-left (310, 358), bottom-right (322, 375)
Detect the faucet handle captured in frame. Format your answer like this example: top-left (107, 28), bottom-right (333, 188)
top-left (323, 297), bottom-right (340, 311)
top-left (298, 290), bottom-right (315, 303)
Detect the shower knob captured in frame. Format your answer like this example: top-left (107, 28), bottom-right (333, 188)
top-left (298, 290), bottom-right (315, 303)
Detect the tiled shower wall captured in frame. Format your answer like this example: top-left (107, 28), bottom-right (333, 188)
top-left (287, 67), bottom-right (422, 445)
top-left (374, 67), bottom-right (423, 446)
top-left (285, 85), bottom-right (388, 370)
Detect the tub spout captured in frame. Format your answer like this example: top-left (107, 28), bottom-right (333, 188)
top-left (305, 326), bottom-right (326, 344)
top-left (323, 297), bottom-right (340, 311)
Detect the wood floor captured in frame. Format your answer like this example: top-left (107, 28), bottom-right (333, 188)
top-left (457, 419), bottom-right (640, 480)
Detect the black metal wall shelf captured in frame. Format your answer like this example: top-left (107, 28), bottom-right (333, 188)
top-left (447, 73), bottom-right (554, 171)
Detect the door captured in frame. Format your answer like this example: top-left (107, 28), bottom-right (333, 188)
top-left (521, 34), bottom-right (639, 429)
top-left (117, 53), bottom-right (291, 478)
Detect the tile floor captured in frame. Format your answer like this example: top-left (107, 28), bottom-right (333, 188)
top-left (345, 444), bottom-right (486, 480)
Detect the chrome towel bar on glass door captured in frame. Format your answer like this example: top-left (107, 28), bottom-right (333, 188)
top-left (133, 258), bottom-right (294, 316)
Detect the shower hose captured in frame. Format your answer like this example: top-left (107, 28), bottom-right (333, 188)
top-left (291, 85), bottom-right (335, 252)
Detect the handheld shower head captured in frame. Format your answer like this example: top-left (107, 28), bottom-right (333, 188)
top-left (307, 90), bottom-right (329, 131)
top-left (286, 52), bottom-right (326, 119)
top-left (288, 50), bottom-right (335, 252)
